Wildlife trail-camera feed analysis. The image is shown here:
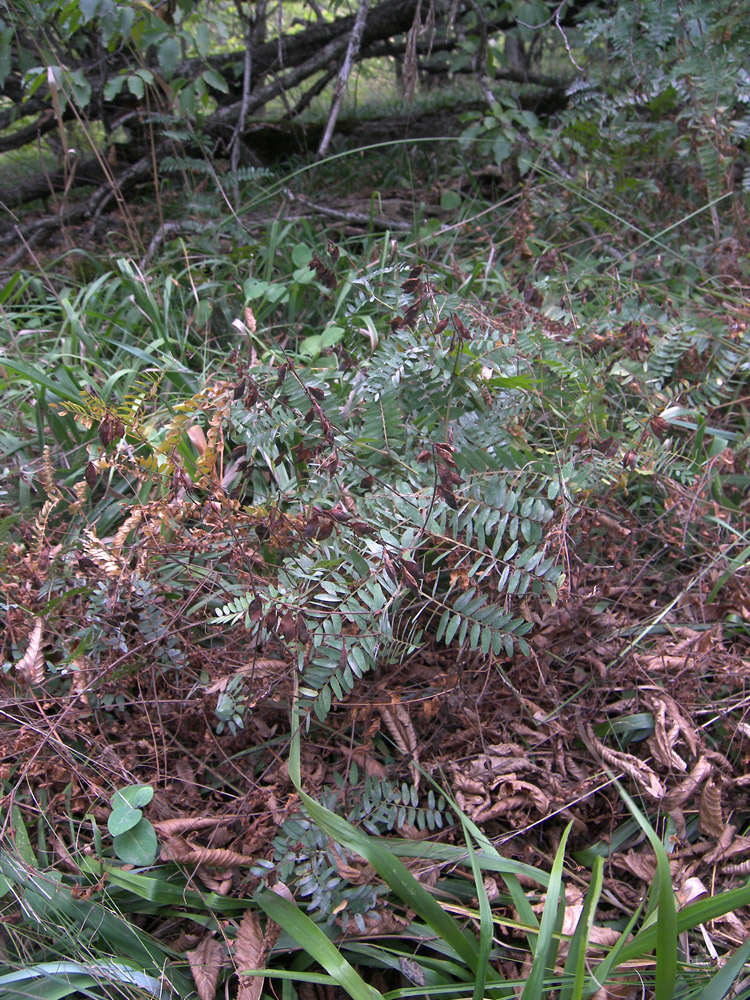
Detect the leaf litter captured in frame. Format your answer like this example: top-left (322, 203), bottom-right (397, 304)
top-left (2, 286), bottom-right (750, 995)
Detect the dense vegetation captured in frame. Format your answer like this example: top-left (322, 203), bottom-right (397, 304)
top-left (1, 0), bottom-right (750, 998)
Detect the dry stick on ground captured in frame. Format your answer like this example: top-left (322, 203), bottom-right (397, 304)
top-left (318, 0), bottom-right (370, 158)
top-left (285, 189), bottom-right (413, 230)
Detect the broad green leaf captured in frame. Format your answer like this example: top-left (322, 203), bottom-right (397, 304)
top-left (79, 0), bottom-right (101, 23)
top-left (157, 36), bottom-right (180, 75)
top-left (113, 819), bottom-right (158, 866)
top-left (292, 244), bottom-right (313, 267)
top-left (108, 805), bottom-right (143, 836)
top-left (202, 68), bottom-right (228, 93)
top-left (112, 784), bottom-right (154, 809)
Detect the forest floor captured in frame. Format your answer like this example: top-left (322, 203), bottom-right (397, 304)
top-left (2, 149), bottom-right (750, 995)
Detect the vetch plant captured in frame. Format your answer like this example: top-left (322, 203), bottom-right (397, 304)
top-left (106, 785), bottom-right (158, 866)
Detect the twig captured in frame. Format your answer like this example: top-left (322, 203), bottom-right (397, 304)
top-left (286, 190), bottom-right (412, 230)
top-left (464, 0), bottom-right (496, 108)
top-left (318, 0), bottom-right (370, 157)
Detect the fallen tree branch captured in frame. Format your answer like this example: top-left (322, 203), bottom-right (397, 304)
top-left (286, 190), bottom-right (413, 230)
top-left (318, 0), bottom-right (370, 157)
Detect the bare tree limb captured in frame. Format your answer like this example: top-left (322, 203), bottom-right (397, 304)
top-left (318, 0), bottom-right (370, 157)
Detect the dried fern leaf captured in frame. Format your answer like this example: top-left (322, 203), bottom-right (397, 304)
top-left (16, 618), bottom-right (45, 685)
top-left (699, 777), bottom-right (725, 838)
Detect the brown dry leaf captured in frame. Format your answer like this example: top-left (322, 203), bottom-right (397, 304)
top-left (699, 777), bottom-right (725, 838)
top-left (333, 852), bottom-right (376, 885)
top-left (647, 697), bottom-right (687, 772)
top-left (187, 935), bottom-right (225, 1000)
top-left (664, 756), bottom-right (712, 809)
top-left (379, 699), bottom-right (419, 789)
top-left (588, 728), bottom-right (665, 800)
top-left (16, 618), bottom-right (45, 685)
top-left (557, 888), bottom-right (621, 961)
top-left (83, 527), bottom-right (125, 579)
top-left (339, 904), bottom-right (409, 936)
top-left (499, 779), bottom-right (550, 815)
top-left (198, 872), bottom-right (233, 895)
top-left (188, 425), bottom-right (207, 455)
top-left (703, 824), bottom-right (742, 864)
top-left (111, 509), bottom-right (143, 555)
top-left (155, 818), bottom-right (232, 837)
top-left (676, 877), bottom-right (708, 907)
top-left (161, 837), bottom-right (252, 868)
top-left (350, 750), bottom-right (387, 781)
top-left (234, 909), bottom-right (266, 1000)
top-left (68, 656), bottom-right (93, 704)
top-left (615, 850), bottom-right (656, 883)
top-left (268, 881), bottom-right (295, 904)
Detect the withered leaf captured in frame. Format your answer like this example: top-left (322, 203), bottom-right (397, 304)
top-left (309, 253), bottom-right (337, 289)
top-left (349, 519), bottom-right (375, 537)
top-left (161, 837), bottom-right (253, 868)
top-left (16, 618), bottom-right (45, 686)
top-left (296, 616), bottom-right (309, 644)
top-left (699, 777), bottom-right (724, 839)
top-left (84, 462), bottom-right (98, 488)
top-left (438, 485), bottom-right (458, 509)
top-left (401, 276), bottom-right (422, 294)
top-left (187, 936), bottom-right (225, 1000)
top-left (328, 504), bottom-right (351, 523)
top-left (234, 909), bottom-right (266, 1000)
top-left (246, 597), bottom-right (263, 623)
top-left (435, 442), bottom-right (456, 466)
top-left (278, 612), bottom-right (298, 642)
top-left (379, 700), bottom-right (419, 789)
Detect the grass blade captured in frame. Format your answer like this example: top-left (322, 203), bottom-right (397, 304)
top-left (691, 934), bottom-right (750, 1000)
top-left (559, 855), bottom-right (603, 1000)
top-left (289, 703), bottom-right (485, 977)
top-left (521, 822), bottom-right (573, 1000)
top-left (460, 819), bottom-right (493, 1000)
top-left (612, 781), bottom-right (676, 1000)
top-left (254, 885), bottom-right (382, 1000)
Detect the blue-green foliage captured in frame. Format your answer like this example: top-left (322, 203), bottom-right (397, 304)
top-left (255, 778), bottom-right (451, 929)
top-left (215, 257), bottom-right (561, 724)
